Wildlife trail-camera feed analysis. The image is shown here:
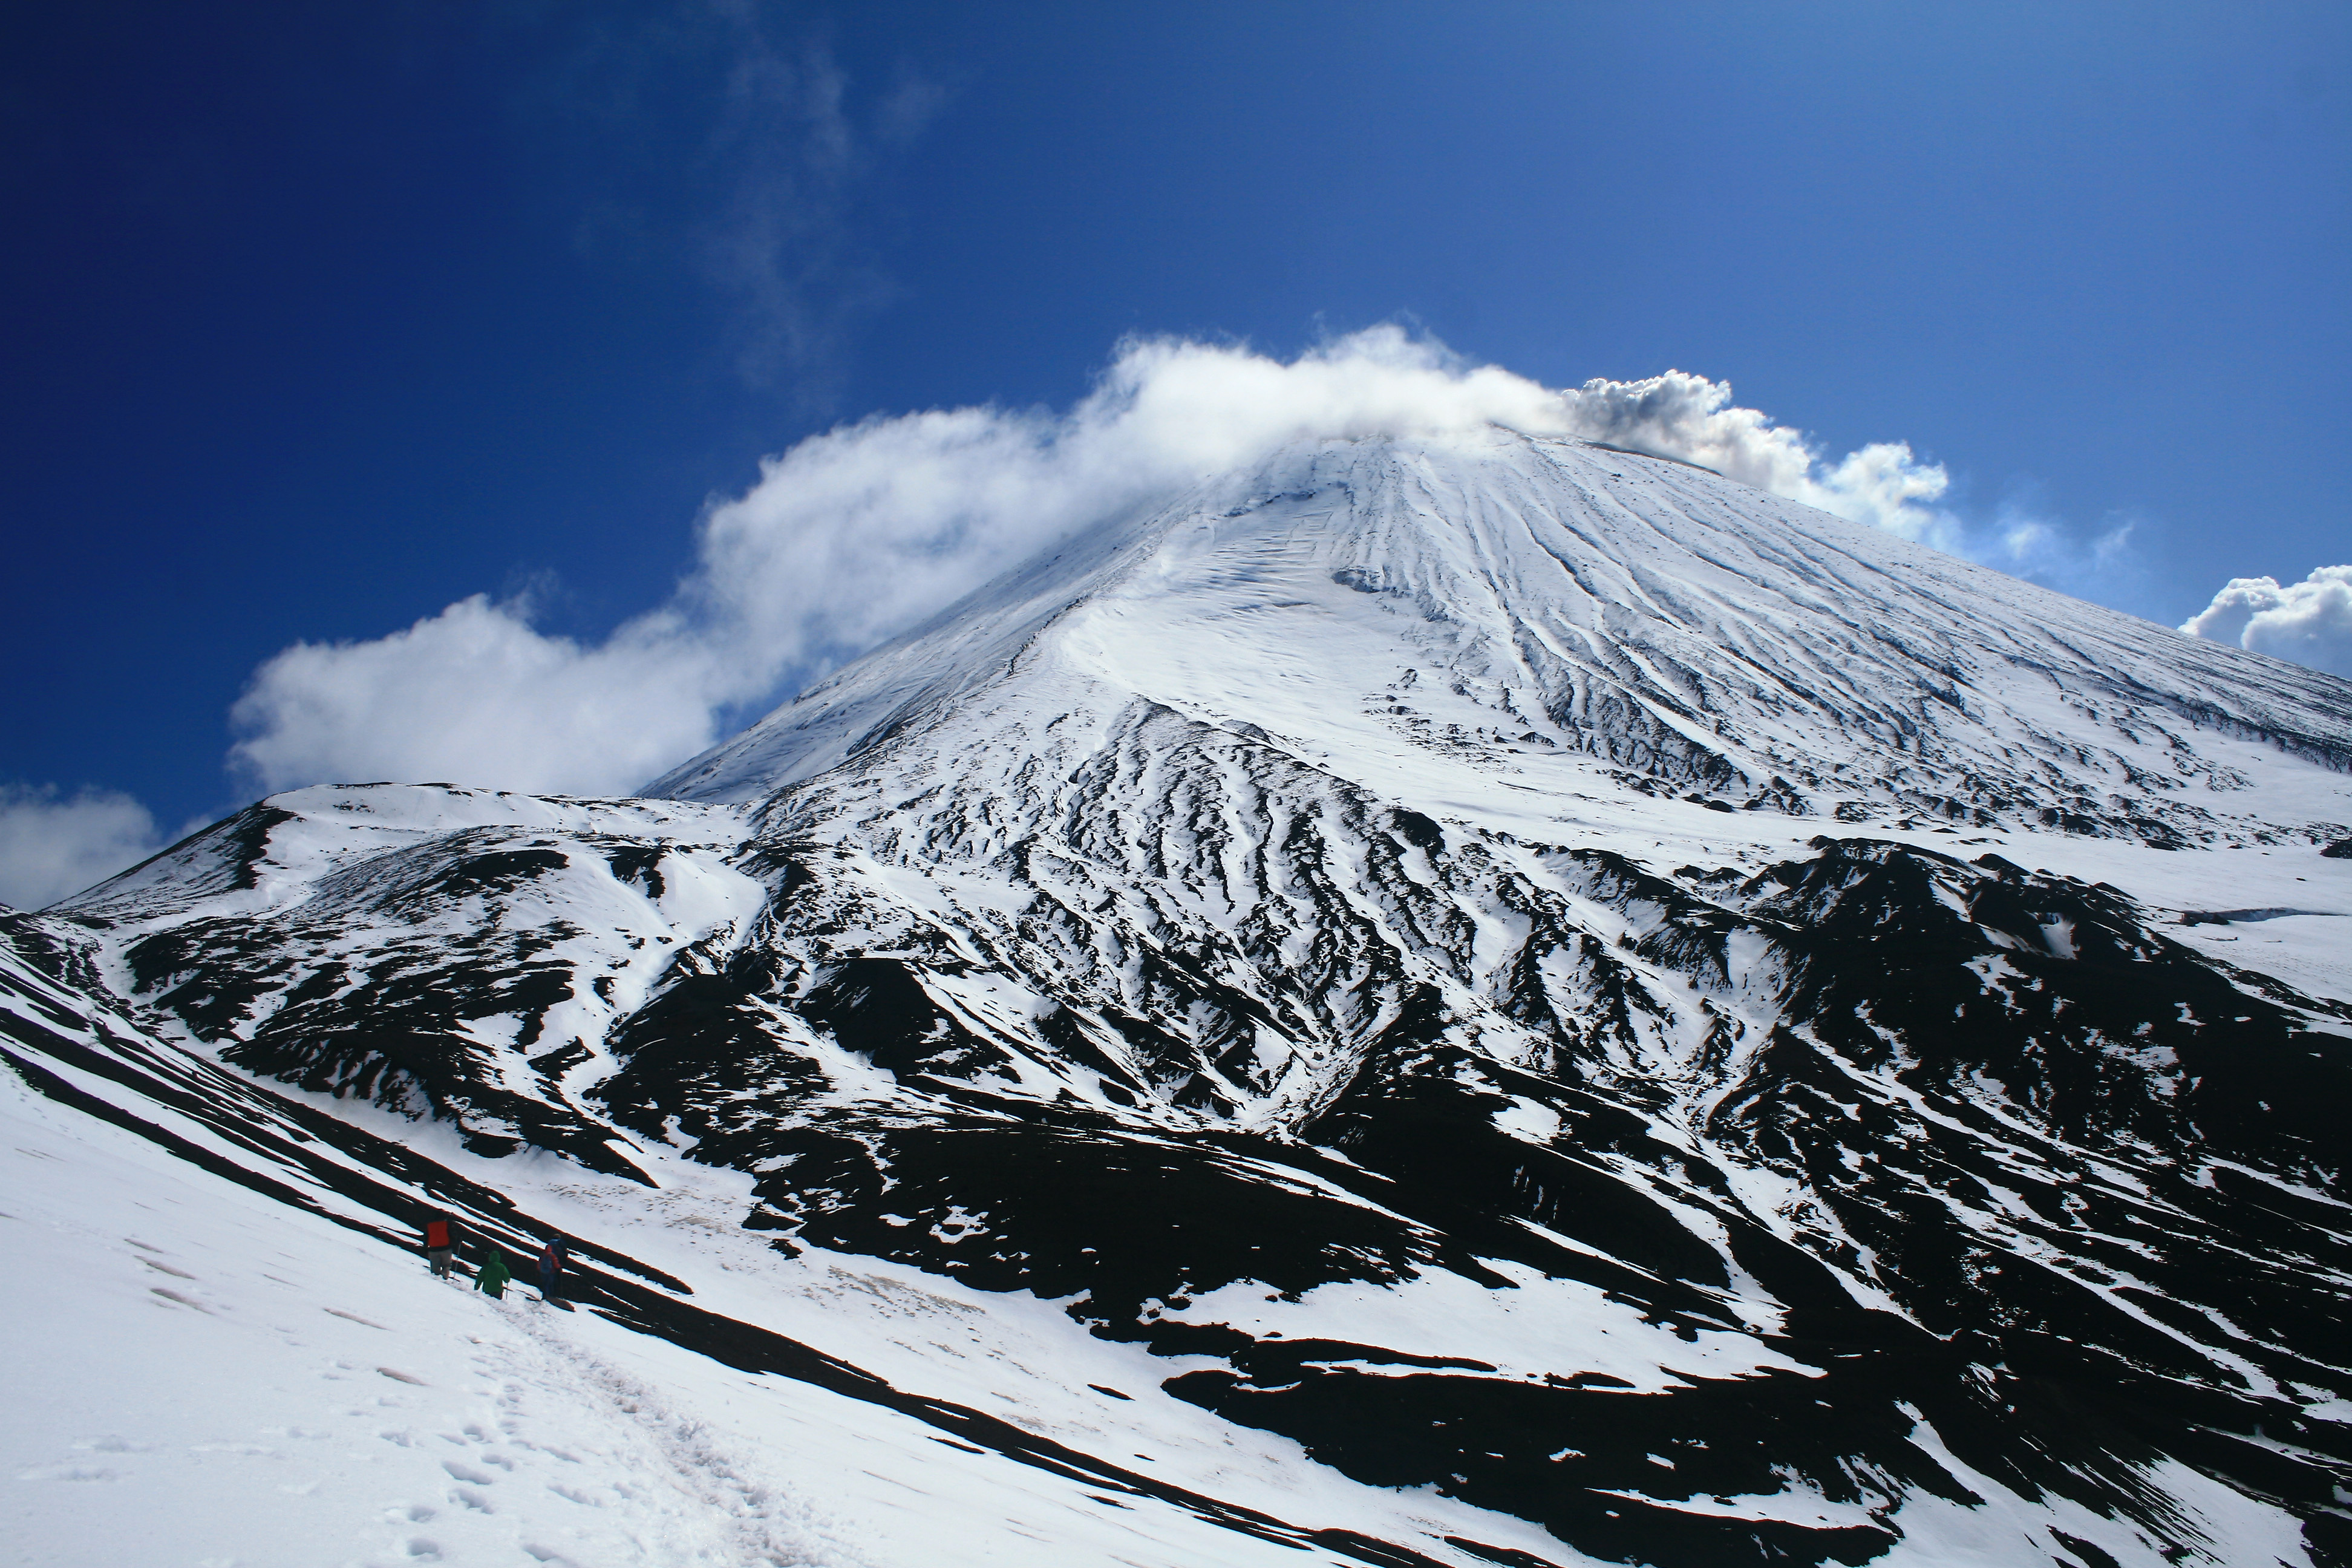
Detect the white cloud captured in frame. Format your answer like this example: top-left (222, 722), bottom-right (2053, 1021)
top-left (2180, 566), bottom-right (2352, 678)
top-left (0, 785), bottom-right (164, 910)
top-left (230, 594), bottom-right (727, 798)
top-left (1558, 368), bottom-right (1953, 537)
top-left (227, 328), bottom-right (2147, 798)
top-left (1558, 369), bottom-right (2160, 611)
top-left (1964, 500), bottom-right (2145, 609)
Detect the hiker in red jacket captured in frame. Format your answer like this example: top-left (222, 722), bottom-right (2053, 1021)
top-left (423, 1211), bottom-right (460, 1279)
top-left (535, 1237), bottom-right (568, 1304)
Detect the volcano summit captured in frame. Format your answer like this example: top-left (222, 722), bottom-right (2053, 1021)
top-left (7, 428), bottom-right (2350, 1567)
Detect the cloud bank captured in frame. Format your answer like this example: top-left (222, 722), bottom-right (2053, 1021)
top-left (2180, 566), bottom-right (2352, 678)
top-left (0, 785), bottom-right (164, 910)
top-left (224, 328), bottom-right (2145, 798)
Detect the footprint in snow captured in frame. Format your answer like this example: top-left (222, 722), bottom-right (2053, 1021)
top-left (16, 1463), bottom-right (119, 1483)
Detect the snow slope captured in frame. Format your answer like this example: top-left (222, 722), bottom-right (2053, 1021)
top-left (1, 932), bottom-right (1587, 1568)
top-left (10, 429), bottom-right (2351, 1566)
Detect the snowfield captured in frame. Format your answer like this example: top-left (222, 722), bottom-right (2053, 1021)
top-left (7, 430), bottom-right (2350, 1566)
top-left (1, 939), bottom-right (1593, 1567)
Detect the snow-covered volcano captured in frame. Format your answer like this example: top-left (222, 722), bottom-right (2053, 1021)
top-left (8, 430), bottom-right (2350, 1567)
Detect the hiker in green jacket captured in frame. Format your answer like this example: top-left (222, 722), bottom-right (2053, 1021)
top-left (475, 1248), bottom-right (512, 1300)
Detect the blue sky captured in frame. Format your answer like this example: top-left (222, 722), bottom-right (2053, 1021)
top-left (3, 1), bottom-right (2348, 904)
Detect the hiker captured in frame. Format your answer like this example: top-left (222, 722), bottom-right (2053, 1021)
top-left (475, 1249), bottom-right (512, 1300)
top-left (423, 1210), bottom-right (459, 1278)
top-left (535, 1237), bottom-right (568, 1302)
